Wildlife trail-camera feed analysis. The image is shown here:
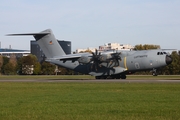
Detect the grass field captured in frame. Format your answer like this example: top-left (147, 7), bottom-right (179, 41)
top-left (0, 75), bottom-right (180, 80)
top-left (0, 82), bottom-right (180, 120)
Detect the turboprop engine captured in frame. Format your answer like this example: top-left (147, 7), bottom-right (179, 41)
top-left (78, 55), bottom-right (92, 64)
top-left (98, 54), bottom-right (113, 62)
top-left (78, 51), bottom-right (121, 69)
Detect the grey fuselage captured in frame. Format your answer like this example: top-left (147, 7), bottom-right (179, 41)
top-left (47, 49), bottom-right (170, 76)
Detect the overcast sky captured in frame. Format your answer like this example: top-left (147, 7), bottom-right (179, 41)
top-left (0, 0), bottom-right (180, 51)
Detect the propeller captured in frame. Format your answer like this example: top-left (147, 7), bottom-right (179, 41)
top-left (110, 52), bottom-right (121, 67)
top-left (106, 52), bottom-right (121, 67)
top-left (90, 49), bottom-right (101, 71)
top-left (89, 50), bottom-right (122, 70)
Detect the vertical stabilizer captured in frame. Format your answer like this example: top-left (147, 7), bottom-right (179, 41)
top-left (7, 29), bottom-right (66, 58)
top-left (35, 29), bottom-right (66, 58)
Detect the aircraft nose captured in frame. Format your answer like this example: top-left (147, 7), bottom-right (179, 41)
top-left (166, 55), bottom-right (173, 65)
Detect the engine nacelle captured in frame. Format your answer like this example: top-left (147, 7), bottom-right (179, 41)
top-left (78, 56), bottom-right (91, 64)
top-left (99, 54), bottom-right (113, 62)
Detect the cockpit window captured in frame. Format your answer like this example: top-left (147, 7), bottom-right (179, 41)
top-left (157, 52), bottom-right (166, 55)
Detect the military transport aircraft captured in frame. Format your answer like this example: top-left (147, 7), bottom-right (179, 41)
top-left (7, 29), bottom-right (173, 79)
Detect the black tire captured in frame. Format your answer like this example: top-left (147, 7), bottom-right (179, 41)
top-left (95, 76), bottom-right (100, 79)
top-left (121, 74), bottom-right (126, 79)
top-left (152, 73), bottom-right (158, 76)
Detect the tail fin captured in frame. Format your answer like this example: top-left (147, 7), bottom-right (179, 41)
top-left (7, 29), bottom-right (66, 58)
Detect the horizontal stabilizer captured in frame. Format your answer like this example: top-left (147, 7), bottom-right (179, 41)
top-left (6, 32), bottom-right (50, 36)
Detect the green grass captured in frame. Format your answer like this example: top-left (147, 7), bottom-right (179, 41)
top-left (0, 75), bottom-right (179, 80)
top-left (127, 75), bottom-right (180, 80)
top-left (0, 82), bottom-right (180, 120)
top-left (0, 75), bottom-right (95, 80)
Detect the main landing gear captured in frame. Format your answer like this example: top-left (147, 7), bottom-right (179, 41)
top-left (95, 74), bottom-right (126, 79)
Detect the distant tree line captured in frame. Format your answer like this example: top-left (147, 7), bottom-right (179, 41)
top-left (0, 44), bottom-right (179, 75)
top-left (134, 44), bottom-right (161, 50)
top-left (0, 54), bottom-right (77, 75)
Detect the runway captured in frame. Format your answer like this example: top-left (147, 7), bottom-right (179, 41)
top-left (0, 79), bottom-right (180, 83)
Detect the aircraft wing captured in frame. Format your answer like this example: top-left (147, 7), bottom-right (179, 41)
top-left (55, 54), bottom-right (82, 61)
top-left (51, 53), bottom-right (92, 61)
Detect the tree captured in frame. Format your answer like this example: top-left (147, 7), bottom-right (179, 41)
top-left (2, 54), bottom-right (18, 75)
top-left (41, 61), bottom-right (56, 75)
top-left (9, 53), bottom-right (17, 67)
top-left (33, 62), bottom-right (41, 75)
top-left (21, 54), bottom-right (37, 65)
top-left (3, 63), bottom-right (16, 75)
top-left (134, 44), bottom-right (160, 50)
top-left (85, 49), bottom-right (93, 53)
top-left (7, 54), bottom-right (17, 75)
top-left (0, 55), bottom-right (3, 74)
top-left (1, 56), bottom-right (9, 75)
top-left (57, 66), bottom-right (78, 75)
top-left (19, 54), bottom-right (40, 75)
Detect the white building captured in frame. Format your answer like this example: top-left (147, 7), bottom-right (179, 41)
top-left (76, 43), bottom-right (134, 53)
top-left (99, 43), bottom-right (134, 51)
top-left (76, 47), bottom-right (96, 53)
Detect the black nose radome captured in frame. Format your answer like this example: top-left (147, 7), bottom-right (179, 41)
top-left (166, 55), bottom-right (173, 65)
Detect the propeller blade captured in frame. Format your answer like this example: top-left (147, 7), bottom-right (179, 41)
top-left (95, 49), bottom-right (98, 55)
top-left (90, 49), bottom-right (102, 71)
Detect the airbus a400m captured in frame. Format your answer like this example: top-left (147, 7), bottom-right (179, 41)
top-left (7, 29), bottom-right (173, 79)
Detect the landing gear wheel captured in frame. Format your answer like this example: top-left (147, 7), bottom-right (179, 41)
top-left (95, 76), bottom-right (101, 79)
top-left (101, 76), bottom-right (107, 79)
top-left (152, 72), bottom-right (158, 76)
top-left (115, 74), bottom-right (121, 79)
top-left (95, 76), bottom-right (107, 79)
top-left (121, 74), bottom-right (126, 79)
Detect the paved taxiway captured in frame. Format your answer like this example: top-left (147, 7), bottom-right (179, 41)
top-left (0, 79), bottom-right (180, 83)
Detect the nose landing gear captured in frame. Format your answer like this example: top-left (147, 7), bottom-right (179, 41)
top-left (151, 68), bottom-right (158, 76)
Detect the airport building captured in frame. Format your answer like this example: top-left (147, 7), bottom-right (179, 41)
top-left (31, 40), bottom-right (71, 62)
top-left (0, 48), bottom-right (30, 58)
